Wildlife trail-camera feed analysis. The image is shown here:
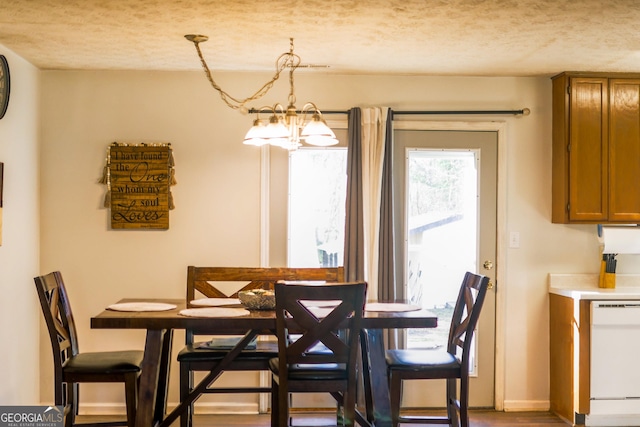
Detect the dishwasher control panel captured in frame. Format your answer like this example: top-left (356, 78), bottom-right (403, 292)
top-left (592, 301), bottom-right (640, 326)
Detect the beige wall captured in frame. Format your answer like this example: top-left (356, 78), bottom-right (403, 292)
top-left (0, 46), bottom-right (40, 404)
top-left (3, 65), bottom-right (620, 412)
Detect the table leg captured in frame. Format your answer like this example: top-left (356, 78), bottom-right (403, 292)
top-left (136, 329), bottom-right (166, 427)
top-left (360, 329), bottom-right (392, 427)
top-left (154, 329), bottom-right (173, 423)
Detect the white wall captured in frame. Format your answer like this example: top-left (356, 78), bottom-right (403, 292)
top-left (0, 46), bottom-right (40, 404)
top-left (31, 69), bottom-right (608, 412)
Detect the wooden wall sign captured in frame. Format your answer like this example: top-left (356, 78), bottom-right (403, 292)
top-left (101, 143), bottom-right (176, 229)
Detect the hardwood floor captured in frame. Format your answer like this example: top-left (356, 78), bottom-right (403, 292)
top-left (78, 409), bottom-right (575, 426)
top-left (189, 410), bottom-right (572, 426)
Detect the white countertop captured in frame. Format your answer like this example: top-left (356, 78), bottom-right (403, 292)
top-left (549, 273), bottom-right (640, 300)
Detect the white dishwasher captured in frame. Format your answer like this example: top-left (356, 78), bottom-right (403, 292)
top-left (589, 301), bottom-right (640, 426)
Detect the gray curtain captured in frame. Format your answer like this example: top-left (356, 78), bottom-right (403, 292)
top-left (377, 109), bottom-right (395, 302)
top-left (343, 107), bottom-right (364, 282)
top-left (344, 107), bottom-right (396, 299)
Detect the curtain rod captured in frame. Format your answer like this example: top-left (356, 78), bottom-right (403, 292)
top-left (390, 108), bottom-right (530, 117)
top-left (247, 108), bottom-right (530, 116)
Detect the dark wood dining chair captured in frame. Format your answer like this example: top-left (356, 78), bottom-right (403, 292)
top-left (269, 280), bottom-right (367, 427)
top-left (34, 271), bottom-right (143, 427)
top-left (177, 266), bottom-right (344, 427)
top-left (385, 271), bottom-right (490, 427)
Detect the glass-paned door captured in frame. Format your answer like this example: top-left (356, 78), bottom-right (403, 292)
top-left (394, 129), bottom-right (497, 408)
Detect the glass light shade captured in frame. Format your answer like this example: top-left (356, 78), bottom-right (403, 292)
top-left (244, 108), bottom-right (336, 149)
top-left (243, 137), bottom-right (268, 146)
top-left (303, 134), bottom-right (339, 147)
top-left (301, 113), bottom-right (338, 146)
top-left (256, 116), bottom-right (287, 148)
top-left (243, 119), bottom-right (269, 146)
top-left (264, 115), bottom-right (290, 139)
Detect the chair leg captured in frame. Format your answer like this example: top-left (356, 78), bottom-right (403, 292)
top-left (64, 407), bottom-right (73, 427)
top-left (55, 378), bottom-right (68, 425)
top-left (73, 383), bottom-right (80, 416)
top-left (272, 377), bottom-right (290, 427)
top-left (65, 382), bottom-right (77, 427)
top-left (447, 377), bottom-right (460, 427)
top-left (342, 390), bottom-right (356, 427)
top-left (124, 373), bottom-right (138, 427)
top-left (270, 379), bottom-right (279, 427)
top-left (288, 393), bottom-right (294, 426)
top-left (388, 372), bottom-right (402, 427)
top-left (458, 376), bottom-right (469, 427)
top-left (179, 363), bottom-right (192, 427)
top-left (278, 388), bottom-right (290, 427)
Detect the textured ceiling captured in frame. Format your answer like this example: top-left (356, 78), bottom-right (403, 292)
top-left (1, 0), bottom-right (640, 76)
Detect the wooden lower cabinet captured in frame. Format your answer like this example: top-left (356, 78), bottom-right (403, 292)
top-left (549, 294), bottom-right (591, 425)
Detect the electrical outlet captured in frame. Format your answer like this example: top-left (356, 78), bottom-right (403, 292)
top-left (509, 231), bottom-right (520, 248)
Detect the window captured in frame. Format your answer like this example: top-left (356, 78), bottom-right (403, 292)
top-left (405, 149), bottom-right (478, 360)
top-left (288, 148), bottom-right (347, 268)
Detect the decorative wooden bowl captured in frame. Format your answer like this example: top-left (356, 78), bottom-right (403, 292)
top-left (238, 289), bottom-right (276, 310)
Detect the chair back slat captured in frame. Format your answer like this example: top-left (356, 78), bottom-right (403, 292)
top-left (35, 271), bottom-right (143, 427)
top-left (271, 281), bottom-right (366, 427)
top-left (34, 271), bottom-right (80, 368)
top-left (185, 266), bottom-right (345, 342)
top-left (386, 271), bottom-right (489, 427)
top-left (446, 271), bottom-right (490, 370)
top-left (187, 266), bottom-right (345, 301)
top-left (274, 281), bottom-right (366, 368)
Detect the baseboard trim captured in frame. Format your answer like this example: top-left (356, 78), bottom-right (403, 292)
top-left (192, 402), bottom-right (260, 415)
top-left (77, 404), bottom-right (127, 416)
top-left (78, 400), bottom-right (553, 416)
top-left (502, 400), bottom-right (550, 412)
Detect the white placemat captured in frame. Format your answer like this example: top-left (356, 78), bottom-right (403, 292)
top-left (301, 300), bottom-right (341, 308)
top-left (307, 307), bottom-right (335, 318)
top-left (107, 302), bottom-right (177, 312)
top-left (190, 298), bottom-right (241, 307)
top-left (365, 302), bottom-right (421, 312)
top-left (179, 307), bottom-right (250, 318)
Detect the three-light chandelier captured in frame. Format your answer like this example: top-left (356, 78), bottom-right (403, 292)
top-left (185, 35), bottom-right (338, 150)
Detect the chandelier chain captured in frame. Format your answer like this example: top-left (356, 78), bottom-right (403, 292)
top-left (287, 38), bottom-right (299, 107)
top-left (185, 34), bottom-right (338, 149)
top-left (190, 38), bottom-right (300, 111)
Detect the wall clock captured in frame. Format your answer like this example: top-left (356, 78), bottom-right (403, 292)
top-left (0, 55), bottom-right (10, 120)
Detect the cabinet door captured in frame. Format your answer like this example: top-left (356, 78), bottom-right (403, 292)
top-left (569, 77), bottom-right (608, 222)
top-left (609, 79), bottom-right (640, 222)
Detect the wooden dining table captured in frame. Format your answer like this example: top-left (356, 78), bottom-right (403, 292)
top-left (91, 298), bottom-right (437, 427)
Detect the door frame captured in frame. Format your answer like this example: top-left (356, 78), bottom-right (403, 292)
top-left (394, 120), bottom-right (506, 410)
top-left (259, 119), bottom-right (507, 412)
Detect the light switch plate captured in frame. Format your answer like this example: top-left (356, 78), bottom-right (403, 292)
top-left (509, 231), bottom-right (520, 248)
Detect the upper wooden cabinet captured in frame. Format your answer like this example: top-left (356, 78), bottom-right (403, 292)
top-left (552, 72), bottom-right (640, 223)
